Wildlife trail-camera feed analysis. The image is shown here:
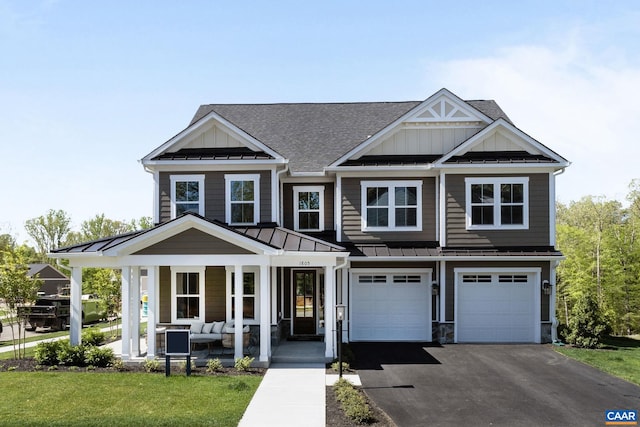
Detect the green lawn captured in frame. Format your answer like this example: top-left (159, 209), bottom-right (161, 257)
top-left (0, 371), bottom-right (261, 426)
top-left (554, 336), bottom-right (640, 386)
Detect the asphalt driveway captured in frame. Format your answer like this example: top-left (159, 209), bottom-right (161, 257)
top-left (351, 343), bottom-right (640, 427)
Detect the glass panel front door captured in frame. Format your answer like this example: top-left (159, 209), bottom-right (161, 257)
top-left (293, 270), bottom-right (316, 335)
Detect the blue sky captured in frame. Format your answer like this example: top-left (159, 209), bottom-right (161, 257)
top-left (1, 0), bottom-right (639, 244)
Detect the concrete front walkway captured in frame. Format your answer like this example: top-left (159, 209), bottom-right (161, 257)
top-left (239, 363), bottom-right (326, 427)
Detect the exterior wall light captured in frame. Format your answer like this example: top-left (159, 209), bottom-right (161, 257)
top-left (542, 280), bottom-right (551, 295)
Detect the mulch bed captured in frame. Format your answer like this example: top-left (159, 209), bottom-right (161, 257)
top-left (325, 385), bottom-right (396, 427)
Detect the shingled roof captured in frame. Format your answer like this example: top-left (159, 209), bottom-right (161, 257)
top-left (188, 99), bottom-right (510, 173)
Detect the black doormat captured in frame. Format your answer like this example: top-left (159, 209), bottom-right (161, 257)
top-left (287, 335), bottom-right (323, 342)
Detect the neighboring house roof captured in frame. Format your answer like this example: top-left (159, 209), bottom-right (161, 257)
top-left (185, 97), bottom-right (510, 173)
top-left (28, 264), bottom-right (68, 279)
top-left (51, 213), bottom-right (345, 255)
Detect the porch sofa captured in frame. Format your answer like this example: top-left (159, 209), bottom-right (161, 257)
top-left (190, 321), bottom-right (250, 351)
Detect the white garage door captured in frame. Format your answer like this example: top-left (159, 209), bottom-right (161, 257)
top-left (351, 272), bottom-right (431, 341)
top-left (457, 272), bottom-right (539, 343)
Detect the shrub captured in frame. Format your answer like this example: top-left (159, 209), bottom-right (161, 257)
top-left (234, 356), bottom-right (254, 372)
top-left (34, 341), bottom-right (65, 365)
top-left (57, 342), bottom-right (87, 366)
top-left (144, 358), bottom-right (162, 373)
top-left (206, 358), bottom-right (224, 373)
top-left (85, 346), bottom-right (114, 368)
top-left (331, 361), bottom-right (350, 373)
top-left (334, 378), bottom-right (374, 424)
top-left (111, 359), bottom-right (127, 372)
top-left (567, 294), bottom-right (610, 348)
top-left (82, 328), bottom-right (106, 346)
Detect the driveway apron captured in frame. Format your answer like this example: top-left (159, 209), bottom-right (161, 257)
top-left (352, 343), bottom-right (640, 427)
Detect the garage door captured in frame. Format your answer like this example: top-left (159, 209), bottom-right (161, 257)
top-left (351, 272), bottom-right (431, 341)
top-left (456, 272), bottom-right (539, 343)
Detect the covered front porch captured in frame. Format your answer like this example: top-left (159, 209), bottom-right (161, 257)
top-left (50, 213), bottom-right (348, 365)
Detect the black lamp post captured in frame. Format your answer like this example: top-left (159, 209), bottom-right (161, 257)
top-left (336, 304), bottom-right (345, 379)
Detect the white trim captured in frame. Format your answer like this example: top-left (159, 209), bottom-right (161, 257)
top-left (330, 88), bottom-right (492, 168)
top-left (361, 180), bottom-right (423, 232)
top-left (439, 261), bottom-right (446, 324)
top-left (439, 172), bottom-right (446, 246)
top-left (271, 169), bottom-right (278, 223)
top-left (141, 110), bottom-right (283, 164)
top-left (226, 266), bottom-right (260, 324)
top-left (170, 174), bottom-right (205, 218)
top-left (549, 172), bottom-right (556, 246)
top-left (170, 266), bottom-right (206, 324)
top-left (454, 267), bottom-right (541, 343)
top-left (436, 119), bottom-right (570, 167)
top-left (465, 177), bottom-right (529, 230)
top-left (152, 170), bottom-right (159, 224)
top-left (336, 175), bottom-right (342, 243)
top-left (225, 173), bottom-right (261, 225)
top-left (293, 185), bottom-right (325, 232)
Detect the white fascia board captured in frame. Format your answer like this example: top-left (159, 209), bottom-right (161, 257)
top-left (141, 110), bottom-right (284, 164)
top-left (102, 215), bottom-right (279, 257)
top-left (62, 254), bottom-right (273, 268)
top-left (345, 254), bottom-right (564, 262)
top-left (324, 165), bottom-right (434, 173)
top-left (143, 160), bottom-right (285, 171)
top-left (288, 171), bottom-right (326, 177)
top-left (436, 119), bottom-right (569, 167)
top-left (438, 164), bottom-right (565, 173)
top-left (331, 169), bottom-right (437, 179)
top-left (329, 88), bottom-right (492, 168)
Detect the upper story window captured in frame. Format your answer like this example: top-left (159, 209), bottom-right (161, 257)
top-left (225, 174), bottom-right (260, 225)
top-left (293, 186), bottom-right (324, 231)
top-left (465, 177), bottom-right (529, 230)
top-left (361, 180), bottom-right (422, 231)
top-left (170, 175), bottom-right (205, 218)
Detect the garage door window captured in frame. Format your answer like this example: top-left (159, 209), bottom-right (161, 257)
top-left (499, 274), bottom-right (528, 283)
top-left (393, 275), bottom-right (422, 283)
top-left (462, 274), bottom-right (492, 283)
top-left (358, 275), bottom-right (387, 284)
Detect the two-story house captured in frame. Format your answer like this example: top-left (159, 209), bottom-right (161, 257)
top-left (51, 88), bottom-right (569, 365)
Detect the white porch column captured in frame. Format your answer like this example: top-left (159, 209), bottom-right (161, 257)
top-left (234, 265), bottom-right (244, 360)
top-left (259, 264), bottom-right (271, 362)
top-left (131, 267), bottom-right (141, 356)
top-left (146, 266), bottom-right (157, 359)
top-left (120, 266), bottom-right (131, 360)
top-left (271, 267), bottom-right (278, 324)
top-left (550, 260), bottom-right (559, 342)
top-left (70, 267), bottom-right (82, 346)
top-left (324, 265), bottom-right (335, 359)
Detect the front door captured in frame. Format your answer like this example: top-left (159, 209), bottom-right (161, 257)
top-left (293, 270), bottom-right (316, 335)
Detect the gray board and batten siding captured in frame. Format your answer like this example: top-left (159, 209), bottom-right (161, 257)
top-left (158, 171), bottom-right (272, 224)
top-left (340, 176), bottom-right (437, 243)
top-left (445, 173), bottom-right (550, 247)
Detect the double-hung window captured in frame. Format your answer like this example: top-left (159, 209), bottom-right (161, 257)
top-left (170, 175), bottom-right (205, 218)
top-left (465, 177), bottom-right (529, 229)
top-left (293, 186), bottom-right (324, 231)
top-left (171, 267), bottom-right (206, 323)
top-left (225, 174), bottom-right (260, 225)
top-left (226, 267), bottom-right (259, 322)
top-left (361, 180), bottom-right (422, 231)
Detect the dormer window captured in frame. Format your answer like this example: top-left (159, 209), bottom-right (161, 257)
top-left (465, 177), bottom-right (529, 230)
top-left (225, 174), bottom-right (260, 225)
top-left (170, 175), bottom-right (205, 218)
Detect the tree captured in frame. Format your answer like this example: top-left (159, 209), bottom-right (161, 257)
top-left (566, 293), bottom-right (609, 348)
top-left (24, 210), bottom-right (72, 261)
top-left (0, 245), bottom-right (43, 358)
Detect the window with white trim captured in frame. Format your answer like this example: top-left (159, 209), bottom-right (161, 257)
top-left (361, 180), bottom-right (422, 231)
top-left (465, 177), bottom-right (529, 230)
top-left (171, 267), bottom-right (206, 322)
top-left (294, 186), bottom-right (324, 231)
top-left (170, 175), bottom-right (205, 218)
top-left (226, 267), bottom-right (260, 322)
top-left (225, 174), bottom-right (260, 225)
